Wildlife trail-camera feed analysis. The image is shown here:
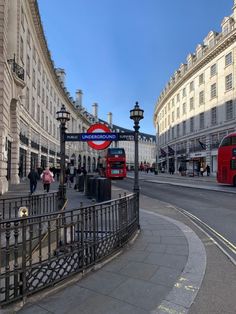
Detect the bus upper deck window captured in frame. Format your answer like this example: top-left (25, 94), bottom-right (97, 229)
top-left (231, 137), bottom-right (236, 145)
top-left (221, 137), bottom-right (232, 147)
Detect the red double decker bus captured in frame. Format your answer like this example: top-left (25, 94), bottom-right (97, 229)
top-left (105, 148), bottom-right (126, 179)
top-left (217, 133), bottom-right (236, 186)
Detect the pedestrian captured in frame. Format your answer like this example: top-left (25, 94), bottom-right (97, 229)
top-left (41, 167), bottom-right (54, 193)
top-left (206, 165), bottom-right (210, 176)
top-left (28, 167), bottom-right (39, 194)
top-left (200, 165), bottom-right (204, 177)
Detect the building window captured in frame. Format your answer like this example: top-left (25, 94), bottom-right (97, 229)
top-left (199, 73), bottom-right (204, 85)
top-left (46, 117), bottom-right (48, 132)
top-left (199, 90), bottom-right (204, 105)
top-left (37, 104), bottom-right (40, 123)
top-left (189, 81), bottom-right (194, 92)
top-left (37, 80), bottom-right (41, 97)
top-left (177, 124), bottom-right (180, 137)
top-left (168, 115), bottom-right (170, 125)
top-left (190, 117), bottom-right (194, 133)
top-left (177, 107), bottom-right (180, 118)
top-left (225, 52), bottom-right (232, 66)
top-left (199, 112), bottom-right (205, 129)
top-left (182, 121), bottom-right (186, 135)
top-left (32, 69), bottom-right (36, 88)
top-left (41, 111), bottom-right (44, 128)
top-left (172, 126), bottom-right (175, 139)
top-left (211, 83), bottom-right (217, 99)
top-left (32, 97), bottom-right (35, 119)
top-left (182, 103), bottom-right (186, 114)
top-left (27, 29), bottom-right (31, 48)
top-left (177, 94), bottom-right (180, 102)
top-left (20, 37), bottom-right (24, 62)
top-left (210, 63), bottom-right (217, 76)
top-left (172, 98), bottom-right (175, 107)
top-left (21, 6), bottom-right (25, 31)
top-left (42, 88), bottom-right (45, 104)
top-left (190, 97), bottom-right (194, 111)
top-left (225, 73), bottom-right (232, 91)
top-left (38, 59), bottom-right (41, 74)
top-left (25, 87), bottom-right (29, 111)
top-left (226, 100), bottom-right (233, 120)
top-left (33, 46), bottom-right (36, 62)
top-left (26, 55), bottom-right (30, 76)
top-left (211, 107), bottom-right (217, 125)
top-left (182, 88), bottom-right (186, 98)
top-left (171, 111), bottom-right (174, 122)
top-left (46, 95), bottom-right (49, 109)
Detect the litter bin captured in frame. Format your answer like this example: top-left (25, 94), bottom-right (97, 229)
top-left (78, 174), bottom-right (85, 192)
top-left (95, 177), bottom-right (111, 202)
top-left (85, 173), bottom-right (96, 197)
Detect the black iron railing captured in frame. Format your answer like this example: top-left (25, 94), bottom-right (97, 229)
top-left (49, 150), bottom-right (55, 156)
top-left (7, 56), bottom-right (24, 81)
top-left (20, 133), bottom-right (29, 146)
top-left (31, 141), bottom-right (39, 150)
top-left (0, 193), bottom-right (137, 305)
top-left (0, 192), bottom-right (58, 220)
top-left (41, 146), bottom-right (48, 154)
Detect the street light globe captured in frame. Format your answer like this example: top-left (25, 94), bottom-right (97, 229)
top-left (56, 104), bottom-right (70, 124)
top-left (130, 101), bottom-right (144, 123)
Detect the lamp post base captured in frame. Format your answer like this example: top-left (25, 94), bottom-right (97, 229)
top-left (58, 184), bottom-right (66, 210)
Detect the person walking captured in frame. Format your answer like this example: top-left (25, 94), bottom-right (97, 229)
top-left (28, 168), bottom-right (39, 194)
top-left (200, 165), bottom-right (204, 177)
top-left (206, 165), bottom-right (210, 176)
top-left (41, 167), bottom-right (54, 193)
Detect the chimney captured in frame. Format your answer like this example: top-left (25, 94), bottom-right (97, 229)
top-left (107, 112), bottom-right (112, 126)
top-left (92, 102), bottom-right (98, 119)
top-left (233, 0), bottom-right (236, 21)
top-left (75, 89), bottom-right (83, 108)
top-left (55, 68), bottom-right (66, 85)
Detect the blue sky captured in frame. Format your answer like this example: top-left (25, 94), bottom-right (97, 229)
top-left (37, 0), bottom-right (232, 135)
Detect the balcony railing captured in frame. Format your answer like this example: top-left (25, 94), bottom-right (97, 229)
top-left (7, 56), bottom-right (24, 81)
top-left (49, 149), bottom-right (55, 156)
top-left (20, 133), bottom-right (29, 146)
top-left (41, 146), bottom-right (48, 154)
top-left (31, 141), bottom-right (39, 150)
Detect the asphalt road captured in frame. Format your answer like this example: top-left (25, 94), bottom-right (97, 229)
top-left (114, 177), bottom-right (236, 245)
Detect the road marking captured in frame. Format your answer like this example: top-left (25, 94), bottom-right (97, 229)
top-left (174, 206), bottom-right (236, 266)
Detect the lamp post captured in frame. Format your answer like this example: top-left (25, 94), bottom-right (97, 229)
top-left (130, 101), bottom-right (144, 229)
top-left (56, 104), bottom-right (70, 209)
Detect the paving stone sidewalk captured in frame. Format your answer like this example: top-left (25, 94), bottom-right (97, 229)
top-left (14, 207), bottom-right (205, 314)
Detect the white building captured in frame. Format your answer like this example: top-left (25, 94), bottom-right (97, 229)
top-left (0, 0), bottom-right (99, 194)
top-left (154, 0), bottom-right (236, 176)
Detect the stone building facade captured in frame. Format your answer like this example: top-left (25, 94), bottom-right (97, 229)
top-left (0, 0), bottom-right (99, 194)
top-left (154, 0), bottom-right (236, 176)
top-left (0, 0), bottom-right (156, 194)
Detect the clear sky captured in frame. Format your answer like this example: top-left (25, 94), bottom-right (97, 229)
top-left (37, 0), bottom-right (232, 135)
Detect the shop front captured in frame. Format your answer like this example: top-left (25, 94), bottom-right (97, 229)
top-left (19, 148), bottom-right (27, 178)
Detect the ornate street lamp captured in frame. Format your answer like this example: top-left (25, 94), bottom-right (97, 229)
top-left (56, 104), bottom-right (70, 209)
top-left (130, 101), bottom-right (144, 229)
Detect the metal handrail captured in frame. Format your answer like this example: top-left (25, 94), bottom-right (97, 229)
top-left (0, 193), bottom-right (137, 305)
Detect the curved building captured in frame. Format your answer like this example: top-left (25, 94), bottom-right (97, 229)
top-left (0, 0), bottom-right (98, 194)
top-left (154, 1), bottom-right (236, 176)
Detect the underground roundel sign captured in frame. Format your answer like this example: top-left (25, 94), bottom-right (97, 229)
top-left (87, 123), bottom-right (112, 150)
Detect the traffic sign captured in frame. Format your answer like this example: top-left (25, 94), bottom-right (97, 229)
top-left (87, 123), bottom-right (112, 150)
